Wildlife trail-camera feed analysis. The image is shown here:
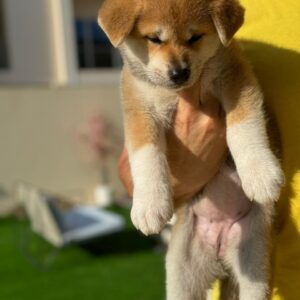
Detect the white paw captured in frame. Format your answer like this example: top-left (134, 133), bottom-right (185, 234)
top-left (131, 186), bottom-right (173, 236)
top-left (238, 152), bottom-right (284, 204)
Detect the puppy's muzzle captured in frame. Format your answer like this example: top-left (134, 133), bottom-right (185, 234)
top-left (168, 67), bottom-right (190, 85)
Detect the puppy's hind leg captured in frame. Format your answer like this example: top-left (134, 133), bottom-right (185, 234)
top-left (166, 207), bottom-right (216, 300)
top-left (225, 203), bottom-right (272, 300)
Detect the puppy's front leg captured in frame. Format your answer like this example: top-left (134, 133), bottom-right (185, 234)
top-left (129, 139), bottom-right (173, 235)
top-left (123, 81), bottom-right (173, 236)
top-left (219, 54), bottom-right (284, 204)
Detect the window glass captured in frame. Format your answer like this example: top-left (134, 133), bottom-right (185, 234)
top-left (73, 0), bottom-right (122, 69)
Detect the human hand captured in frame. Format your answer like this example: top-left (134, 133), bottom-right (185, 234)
top-left (118, 91), bottom-right (227, 207)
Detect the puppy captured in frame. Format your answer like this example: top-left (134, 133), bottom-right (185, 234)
top-left (98, 0), bottom-right (284, 299)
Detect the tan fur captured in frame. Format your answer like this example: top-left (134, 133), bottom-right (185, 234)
top-left (122, 69), bottom-right (158, 149)
top-left (99, 0), bottom-right (284, 298)
top-left (98, 0), bottom-right (142, 47)
top-left (213, 43), bottom-right (263, 126)
top-left (210, 0), bottom-right (245, 46)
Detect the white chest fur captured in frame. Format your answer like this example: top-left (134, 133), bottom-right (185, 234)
top-left (133, 78), bottom-right (178, 128)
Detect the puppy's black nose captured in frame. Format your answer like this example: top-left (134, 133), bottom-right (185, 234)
top-left (168, 67), bottom-right (190, 85)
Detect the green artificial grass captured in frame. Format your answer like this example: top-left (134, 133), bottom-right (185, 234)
top-left (0, 207), bottom-right (165, 300)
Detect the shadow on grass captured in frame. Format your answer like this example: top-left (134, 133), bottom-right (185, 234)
top-left (79, 229), bottom-right (160, 257)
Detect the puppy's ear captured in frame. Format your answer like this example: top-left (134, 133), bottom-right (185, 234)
top-left (98, 0), bottom-right (141, 47)
top-left (210, 0), bottom-right (245, 47)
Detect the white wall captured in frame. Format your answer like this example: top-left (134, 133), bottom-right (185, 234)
top-left (0, 0), bottom-right (53, 83)
top-left (0, 0), bottom-right (78, 85)
top-left (0, 85), bottom-right (125, 203)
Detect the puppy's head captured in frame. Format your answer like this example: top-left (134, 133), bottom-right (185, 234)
top-left (98, 0), bottom-right (244, 90)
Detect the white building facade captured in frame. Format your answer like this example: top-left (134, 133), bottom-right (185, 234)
top-left (0, 0), bottom-right (124, 205)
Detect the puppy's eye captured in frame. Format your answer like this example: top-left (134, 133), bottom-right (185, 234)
top-left (146, 36), bottom-right (162, 45)
top-left (187, 34), bottom-right (203, 45)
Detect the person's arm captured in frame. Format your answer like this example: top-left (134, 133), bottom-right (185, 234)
top-left (118, 148), bottom-right (133, 198)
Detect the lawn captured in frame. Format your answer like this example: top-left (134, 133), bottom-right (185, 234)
top-left (0, 207), bottom-right (165, 300)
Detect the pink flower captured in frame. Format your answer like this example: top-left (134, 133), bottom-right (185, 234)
top-left (77, 114), bottom-right (122, 160)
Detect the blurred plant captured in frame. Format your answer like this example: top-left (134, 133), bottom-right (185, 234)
top-left (77, 114), bottom-right (123, 184)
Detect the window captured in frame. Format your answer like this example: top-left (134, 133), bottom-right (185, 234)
top-left (0, 0), bottom-right (8, 69)
top-left (73, 0), bottom-right (122, 69)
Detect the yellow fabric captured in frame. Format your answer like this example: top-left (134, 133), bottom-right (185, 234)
top-left (213, 0), bottom-right (300, 299)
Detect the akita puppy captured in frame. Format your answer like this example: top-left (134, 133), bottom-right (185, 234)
top-left (98, 0), bottom-right (284, 298)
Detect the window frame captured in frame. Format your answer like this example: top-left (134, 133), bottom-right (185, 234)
top-left (53, 0), bottom-right (121, 85)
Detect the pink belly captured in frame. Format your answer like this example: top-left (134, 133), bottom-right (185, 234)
top-left (192, 165), bottom-right (253, 258)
